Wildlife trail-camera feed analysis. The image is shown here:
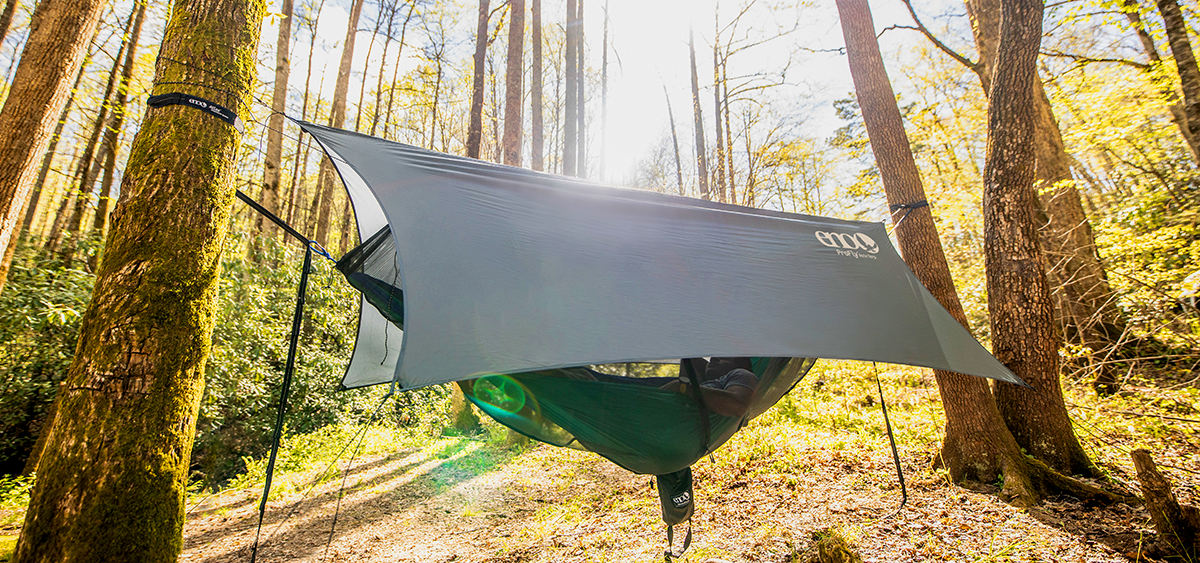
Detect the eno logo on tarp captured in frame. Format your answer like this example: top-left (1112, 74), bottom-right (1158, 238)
top-left (815, 230), bottom-right (879, 260)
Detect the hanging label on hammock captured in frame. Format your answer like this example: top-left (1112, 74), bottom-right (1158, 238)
top-left (147, 92), bottom-right (245, 134)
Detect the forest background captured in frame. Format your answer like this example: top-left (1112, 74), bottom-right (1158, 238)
top-left (0, 0), bottom-right (1198, 558)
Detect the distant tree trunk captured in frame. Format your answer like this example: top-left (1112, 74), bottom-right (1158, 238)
top-left (723, 61), bottom-right (736, 203)
top-left (354, 0), bottom-right (384, 132)
top-left (89, 0), bottom-right (149, 269)
top-left (837, 0), bottom-right (1040, 505)
top-left (287, 0), bottom-right (325, 227)
top-left (12, 0), bottom-right (264, 560)
top-left (258, 0), bottom-right (294, 244)
top-left (713, 10), bottom-right (727, 203)
top-left (315, 0), bottom-right (365, 248)
top-left (380, 0), bottom-right (416, 139)
top-left (576, 0), bottom-right (586, 177)
top-left (467, 0), bottom-right (490, 159)
top-left (598, 0), bottom-right (608, 180)
top-left (501, 0), bottom-right (524, 166)
top-left (689, 29), bottom-right (710, 200)
top-left (23, 55), bottom-right (90, 236)
top-left (0, 0), bottom-right (18, 51)
top-left (966, 0), bottom-right (1127, 371)
top-left (530, 0), bottom-right (544, 170)
top-left (563, 0), bottom-right (577, 175)
top-left (981, 0), bottom-right (1095, 478)
top-left (1123, 0), bottom-right (1198, 161)
top-left (664, 85), bottom-right (684, 195)
top-left (0, 0), bottom-right (108, 294)
top-left (368, 0), bottom-right (397, 136)
top-left (1156, 0), bottom-right (1200, 147)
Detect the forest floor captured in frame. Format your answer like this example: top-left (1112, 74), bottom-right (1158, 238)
top-left (178, 362), bottom-right (1196, 563)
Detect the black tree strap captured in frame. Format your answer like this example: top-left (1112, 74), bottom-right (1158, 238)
top-left (664, 519), bottom-right (693, 561)
top-left (681, 360), bottom-right (712, 456)
top-left (888, 199), bottom-right (929, 229)
top-left (249, 244), bottom-right (312, 563)
top-left (873, 363), bottom-right (908, 517)
top-left (147, 92), bottom-right (245, 133)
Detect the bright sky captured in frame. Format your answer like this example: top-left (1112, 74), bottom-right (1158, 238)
top-left (261, 0), bottom-right (971, 183)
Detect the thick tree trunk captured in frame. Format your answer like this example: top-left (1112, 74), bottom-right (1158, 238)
top-left (665, 86), bottom-right (684, 195)
top-left (966, 0), bottom-right (1126, 391)
top-left (467, 0), bottom-right (489, 159)
top-left (530, 0), bottom-right (543, 171)
top-left (837, 0), bottom-right (1039, 505)
top-left (91, 0), bottom-right (148, 257)
top-left (315, 0), bottom-right (365, 248)
top-left (689, 29), bottom-right (710, 200)
top-left (501, 0), bottom-right (524, 166)
top-left (1156, 0), bottom-right (1200, 146)
top-left (12, 0), bottom-right (264, 559)
top-left (563, 0), bottom-right (577, 175)
top-left (258, 0), bottom-right (294, 242)
top-left (981, 0), bottom-right (1094, 478)
top-left (0, 0), bottom-right (108, 288)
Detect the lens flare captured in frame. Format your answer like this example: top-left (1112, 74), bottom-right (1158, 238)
top-left (474, 374), bottom-right (527, 413)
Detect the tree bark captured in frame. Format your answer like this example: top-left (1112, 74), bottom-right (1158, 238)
top-left (315, 0), bottom-right (365, 249)
top-left (1133, 448), bottom-right (1200, 557)
top-left (501, 0), bottom-right (524, 166)
top-left (466, 0), bottom-right (490, 159)
top-left (965, 0), bottom-right (1126, 392)
top-left (13, 0), bottom-right (264, 559)
top-left (563, 0), bottom-right (577, 175)
top-left (665, 86), bottom-right (684, 195)
top-left (837, 0), bottom-right (1040, 505)
top-left (258, 0), bottom-right (294, 243)
top-left (598, 0), bottom-right (607, 180)
top-left (0, 0), bottom-right (108, 290)
top-left (530, 0), bottom-right (543, 170)
top-left (22, 53), bottom-right (90, 237)
top-left (0, 0), bottom-right (18, 52)
top-left (981, 0), bottom-right (1094, 478)
top-left (689, 29), bottom-right (710, 200)
top-left (1156, 0), bottom-right (1200, 148)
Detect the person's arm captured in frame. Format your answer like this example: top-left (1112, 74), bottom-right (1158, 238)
top-left (659, 379), bottom-right (755, 418)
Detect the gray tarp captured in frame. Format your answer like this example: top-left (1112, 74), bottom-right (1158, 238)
top-left (298, 121), bottom-right (1022, 390)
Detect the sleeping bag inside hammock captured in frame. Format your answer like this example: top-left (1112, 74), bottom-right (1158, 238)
top-left (300, 119), bottom-right (1024, 475)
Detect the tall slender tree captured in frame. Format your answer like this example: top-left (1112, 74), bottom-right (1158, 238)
top-left (713, 7), bottom-right (727, 202)
top-left (502, 0), bottom-right (525, 165)
top-left (258, 0), bottom-right (295, 243)
top-left (563, 0), bottom-right (578, 175)
top-left (530, 0), bottom-right (544, 170)
top-left (13, 0), bottom-right (265, 558)
top-left (598, 0), bottom-right (608, 180)
top-left (378, 0), bottom-right (417, 138)
top-left (689, 29), bottom-right (710, 200)
top-left (576, 0), bottom-right (585, 177)
top-left (467, 0), bottom-right (490, 158)
top-left (664, 85), bottom-right (684, 195)
top-left (0, 0), bottom-right (109, 292)
top-left (314, 0), bottom-right (366, 248)
top-left (1156, 0), bottom-right (1200, 147)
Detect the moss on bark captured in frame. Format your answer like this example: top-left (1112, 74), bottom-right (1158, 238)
top-left (12, 0), bottom-right (265, 560)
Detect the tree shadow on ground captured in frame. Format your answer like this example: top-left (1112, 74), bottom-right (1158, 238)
top-left (185, 438), bottom-right (520, 563)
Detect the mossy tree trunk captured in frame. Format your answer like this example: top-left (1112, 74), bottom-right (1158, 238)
top-left (0, 0), bottom-right (106, 295)
top-left (13, 0), bottom-right (264, 559)
top-left (836, 0), bottom-right (1040, 505)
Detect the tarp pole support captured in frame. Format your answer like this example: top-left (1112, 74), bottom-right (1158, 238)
top-left (874, 362), bottom-right (908, 518)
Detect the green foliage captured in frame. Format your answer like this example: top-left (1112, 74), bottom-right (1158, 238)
top-left (0, 240), bottom-right (95, 475)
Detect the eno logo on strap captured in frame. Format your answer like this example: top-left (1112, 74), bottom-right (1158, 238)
top-left (815, 230), bottom-right (879, 259)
